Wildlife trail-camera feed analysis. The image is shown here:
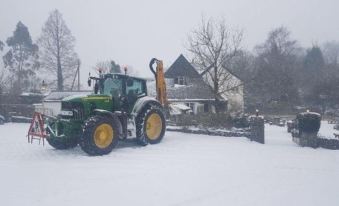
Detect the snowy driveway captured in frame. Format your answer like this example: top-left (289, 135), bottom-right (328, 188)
top-left (0, 123), bottom-right (339, 206)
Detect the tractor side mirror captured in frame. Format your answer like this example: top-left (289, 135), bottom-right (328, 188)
top-left (88, 78), bottom-right (91, 87)
top-left (127, 78), bottom-right (134, 87)
top-left (88, 72), bottom-right (92, 87)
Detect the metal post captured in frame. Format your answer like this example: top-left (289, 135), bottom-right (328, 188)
top-left (78, 59), bottom-right (81, 91)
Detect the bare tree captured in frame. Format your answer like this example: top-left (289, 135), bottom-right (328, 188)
top-left (187, 17), bottom-right (243, 112)
top-left (38, 9), bottom-right (78, 91)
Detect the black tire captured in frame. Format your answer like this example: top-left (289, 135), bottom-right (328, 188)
top-left (136, 104), bottom-right (166, 146)
top-left (46, 122), bottom-right (78, 150)
top-left (80, 115), bottom-right (120, 156)
top-left (46, 136), bottom-right (78, 150)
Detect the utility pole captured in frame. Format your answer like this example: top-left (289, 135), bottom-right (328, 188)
top-left (71, 59), bottom-right (81, 91)
top-left (77, 59), bottom-right (81, 91)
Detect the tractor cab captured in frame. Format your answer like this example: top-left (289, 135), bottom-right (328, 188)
top-left (89, 73), bottom-right (147, 112)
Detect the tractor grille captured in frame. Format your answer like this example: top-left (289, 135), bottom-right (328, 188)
top-left (61, 102), bottom-right (85, 120)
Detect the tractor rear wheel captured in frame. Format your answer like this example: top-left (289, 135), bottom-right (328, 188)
top-left (80, 115), bottom-right (120, 156)
top-left (136, 104), bottom-right (166, 146)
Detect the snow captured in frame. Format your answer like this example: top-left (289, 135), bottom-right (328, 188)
top-left (169, 103), bottom-right (192, 115)
top-left (318, 121), bottom-right (338, 139)
top-left (1, 123), bottom-right (339, 206)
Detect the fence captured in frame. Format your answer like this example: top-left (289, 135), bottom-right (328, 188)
top-left (0, 104), bottom-right (35, 120)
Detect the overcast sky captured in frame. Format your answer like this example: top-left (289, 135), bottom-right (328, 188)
top-left (1, 0), bottom-right (339, 85)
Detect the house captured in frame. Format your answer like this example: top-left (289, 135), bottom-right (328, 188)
top-left (192, 59), bottom-right (244, 114)
top-left (148, 54), bottom-right (244, 115)
top-left (163, 54), bottom-right (228, 114)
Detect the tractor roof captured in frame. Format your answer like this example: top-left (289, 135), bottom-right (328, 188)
top-left (104, 73), bottom-right (147, 81)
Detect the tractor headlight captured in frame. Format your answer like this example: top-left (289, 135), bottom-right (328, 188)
top-left (60, 110), bottom-right (73, 116)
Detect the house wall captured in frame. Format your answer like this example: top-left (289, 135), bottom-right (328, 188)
top-left (225, 84), bottom-right (244, 114)
top-left (202, 70), bottom-right (244, 114)
top-left (42, 101), bottom-right (61, 116)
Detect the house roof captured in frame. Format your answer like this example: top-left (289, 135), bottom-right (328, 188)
top-left (147, 79), bottom-right (226, 102)
top-left (165, 54), bottom-right (201, 78)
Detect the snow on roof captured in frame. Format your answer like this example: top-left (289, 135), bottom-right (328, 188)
top-left (44, 91), bottom-right (91, 101)
top-left (170, 103), bottom-right (191, 111)
top-left (169, 103), bottom-right (192, 115)
top-left (20, 92), bottom-right (45, 97)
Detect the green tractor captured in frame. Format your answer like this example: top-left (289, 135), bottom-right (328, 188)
top-left (44, 59), bottom-right (167, 156)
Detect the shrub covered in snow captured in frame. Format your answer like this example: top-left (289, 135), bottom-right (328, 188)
top-left (171, 113), bottom-right (234, 128)
top-left (297, 112), bottom-right (321, 134)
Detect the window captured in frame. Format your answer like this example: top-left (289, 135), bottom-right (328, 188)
top-left (197, 104), bottom-right (204, 113)
top-left (185, 102), bottom-right (195, 114)
top-left (175, 76), bottom-right (186, 85)
top-left (204, 103), bottom-right (209, 112)
top-left (126, 79), bottom-right (145, 96)
top-left (103, 78), bottom-right (122, 97)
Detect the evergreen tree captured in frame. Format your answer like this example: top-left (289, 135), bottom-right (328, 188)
top-left (0, 40), bottom-right (4, 51)
top-left (251, 27), bottom-right (300, 110)
top-left (303, 46), bottom-right (327, 104)
top-left (304, 46), bottom-right (325, 74)
top-left (3, 22), bottom-right (39, 94)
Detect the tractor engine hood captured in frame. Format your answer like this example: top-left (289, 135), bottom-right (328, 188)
top-left (60, 94), bottom-right (113, 120)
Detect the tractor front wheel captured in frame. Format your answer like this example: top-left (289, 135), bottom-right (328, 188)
top-left (46, 122), bottom-right (78, 150)
top-left (136, 104), bottom-right (166, 146)
top-left (46, 136), bottom-right (78, 150)
top-left (80, 115), bottom-right (120, 156)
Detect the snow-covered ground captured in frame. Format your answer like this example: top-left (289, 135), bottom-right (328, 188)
top-left (1, 123), bottom-right (339, 206)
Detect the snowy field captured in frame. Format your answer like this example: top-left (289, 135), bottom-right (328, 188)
top-left (1, 123), bottom-right (339, 206)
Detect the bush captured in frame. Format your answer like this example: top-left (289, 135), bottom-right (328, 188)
top-left (297, 112), bottom-right (321, 133)
top-left (317, 138), bottom-right (339, 150)
top-left (233, 115), bottom-right (250, 128)
top-left (172, 113), bottom-right (233, 128)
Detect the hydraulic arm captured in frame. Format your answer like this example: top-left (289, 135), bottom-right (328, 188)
top-left (149, 58), bottom-right (168, 107)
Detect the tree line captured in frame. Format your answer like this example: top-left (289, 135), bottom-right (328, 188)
top-left (186, 17), bottom-right (339, 113)
top-left (0, 9), bottom-right (121, 95)
top-left (0, 10), bottom-right (79, 94)
top-left (1, 13), bottom-right (338, 113)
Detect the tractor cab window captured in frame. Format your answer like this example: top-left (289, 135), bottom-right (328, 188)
top-left (103, 77), bottom-right (122, 97)
top-left (126, 78), bottom-right (146, 105)
top-left (126, 79), bottom-right (145, 96)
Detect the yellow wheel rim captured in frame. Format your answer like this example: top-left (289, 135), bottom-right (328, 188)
top-left (94, 123), bottom-right (114, 148)
top-left (146, 113), bottom-right (163, 140)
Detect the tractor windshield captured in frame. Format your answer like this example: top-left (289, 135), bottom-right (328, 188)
top-left (103, 77), bottom-right (122, 97)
